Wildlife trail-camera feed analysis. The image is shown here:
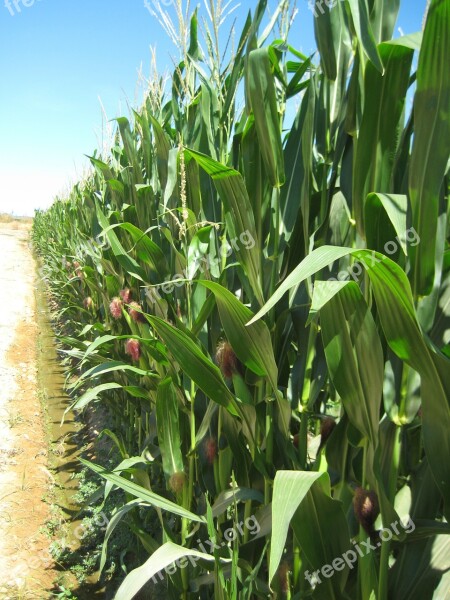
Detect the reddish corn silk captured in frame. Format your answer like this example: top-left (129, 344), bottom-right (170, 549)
top-left (204, 437), bottom-right (218, 465)
top-left (83, 297), bottom-right (93, 309)
top-left (278, 562), bottom-right (290, 594)
top-left (216, 341), bottom-right (238, 378)
top-left (74, 262), bottom-right (83, 279)
top-left (353, 487), bottom-right (380, 535)
top-left (128, 301), bottom-right (145, 323)
top-left (119, 288), bottom-right (132, 303)
top-left (125, 339), bottom-right (140, 362)
top-left (169, 472), bottom-right (186, 494)
top-left (109, 297), bottom-right (123, 319)
top-left (319, 416), bottom-right (336, 448)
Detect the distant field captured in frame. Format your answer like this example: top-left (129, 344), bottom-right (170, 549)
top-left (0, 213), bottom-right (33, 229)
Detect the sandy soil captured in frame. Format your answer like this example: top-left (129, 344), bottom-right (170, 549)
top-left (0, 225), bottom-right (56, 599)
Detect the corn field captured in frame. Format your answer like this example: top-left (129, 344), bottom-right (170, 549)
top-left (32, 0), bottom-right (450, 598)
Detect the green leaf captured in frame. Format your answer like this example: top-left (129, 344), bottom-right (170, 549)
top-left (388, 31), bottom-right (422, 51)
top-left (313, 0), bottom-right (339, 79)
top-left (353, 42), bottom-right (413, 234)
top-left (68, 383), bottom-right (122, 414)
top-left (184, 148), bottom-right (264, 305)
top-left (198, 281), bottom-right (278, 391)
top-left (389, 534), bottom-right (450, 600)
top-left (96, 204), bottom-right (147, 282)
top-left (198, 281), bottom-right (290, 437)
top-left (409, 0), bottom-right (450, 295)
top-left (156, 378), bottom-right (184, 478)
top-left (270, 471), bottom-right (350, 599)
top-left (365, 193), bottom-right (408, 256)
top-left (81, 334), bottom-right (132, 360)
top-left (314, 280), bottom-right (399, 528)
top-left (116, 117), bottom-right (143, 185)
top-left (315, 281), bottom-right (383, 443)
top-left (187, 225), bottom-right (212, 279)
top-left (248, 246), bottom-right (353, 324)
top-left (99, 499), bottom-right (144, 574)
top-left (80, 459), bottom-right (205, 523)
top-left (76, 361), bottom-right (150, 384)
top-left (148, 113), bottom-right (171, 190)
top-left (247, 47), bottom-right (285, 187)
top-left (123, 386), bottom-right (149, 399)
top-left (221, 11), bottom-right (252, 119)
top-left (249, 246), bottom-right (450, 515)
top-left (280, 84), bottom-right (311, 243)
top-left (110, 222), bottom-right (169, 277)
top-left (115, 541), bottom-right (228, 600)
top-left (369, 0), bottom-right (401, 42)
top-left (358, 253), bottom-right (450, 517)
top-left (211, 487), bottom-right (264, 518)
top-left (147, 315), bottom-right (238, 415)
top-left (345, 0), bottom-right (384, 73)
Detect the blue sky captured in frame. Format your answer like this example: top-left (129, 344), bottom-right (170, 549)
top-left (0, 0), bottom-right (427, 216)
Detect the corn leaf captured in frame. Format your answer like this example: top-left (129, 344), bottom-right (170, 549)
top-left (353, 42), bottom-right (413, 234)
top-left (250, 246), bottom-right (450, 515)
top-left (270, 471), bottom-right (351, 599)
top-left (156, 377), bottom-right (184, 478)
top-left (147, 315), bottom-right (238, 415)
top-left (247, 47), bottom-right (285, 187)
top-left (198, 281), bottom-right (278, 390)
top-left (409, 0), bottom-right (450, 295)
top-left (184, 148), bottom-right (264, 305)
top-left (345, 0), bottom-right (384, 73)
top-left (80, 459), bottom-right (205, 523)
top-left (115, 541), bottom-right (226, 600)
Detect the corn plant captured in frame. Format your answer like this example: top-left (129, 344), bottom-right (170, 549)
top-left (33, 0), bottom-right (450, 598)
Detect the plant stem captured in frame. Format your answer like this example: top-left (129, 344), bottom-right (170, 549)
top-left (268, 187), bottom-right (281, 324)
top-left (264, 395), bottom-right (273, 505)
top-left (378, 425), bottom-right (401, 600)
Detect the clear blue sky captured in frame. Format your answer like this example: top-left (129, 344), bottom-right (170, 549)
top-left (0, 0), bottom-right (427, 216)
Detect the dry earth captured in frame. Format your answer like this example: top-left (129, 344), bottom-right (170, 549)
top-left (0, 224), bottom-right (57, 599)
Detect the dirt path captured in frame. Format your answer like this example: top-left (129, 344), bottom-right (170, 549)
top-left (0, 224), bottom-right (57, 599)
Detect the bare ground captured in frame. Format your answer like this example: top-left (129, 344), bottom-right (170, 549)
top-left (0, 224), bottom-right (57, 599)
